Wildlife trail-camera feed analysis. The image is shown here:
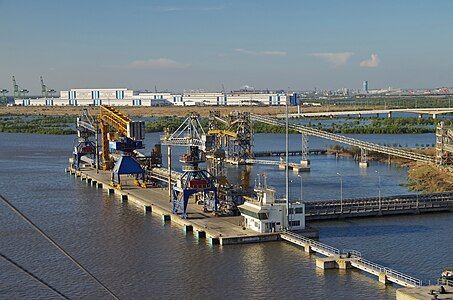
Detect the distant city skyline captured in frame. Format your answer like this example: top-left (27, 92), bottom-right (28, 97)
top-left (1, 0), bottom-right (453, 94)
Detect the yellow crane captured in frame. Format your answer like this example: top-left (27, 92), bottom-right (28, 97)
top-left (98, 105), bottom-right (144, 171)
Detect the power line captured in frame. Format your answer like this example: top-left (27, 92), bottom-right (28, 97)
top-left (0, 252), bottom-right (69, 299)
top-left (0, 194), bottom-right (120, 300)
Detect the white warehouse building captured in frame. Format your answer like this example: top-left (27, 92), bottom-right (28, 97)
top-left (14, 88), bottom-right (297, 107)
top-left (59, 88), bottom-right (134, 106)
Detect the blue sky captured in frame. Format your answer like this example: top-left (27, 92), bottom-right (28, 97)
top-left (1, 0), bottom-right (452, 93)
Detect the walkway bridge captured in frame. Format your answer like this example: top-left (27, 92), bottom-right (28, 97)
top-left (251, 114), bottom-right (436, 163)
top-left (304, 192), bottom-right (453, 220)
top-left (280, 231), bottom-right (423, 288)
top-left (277, 107), bottom-right (453, 119)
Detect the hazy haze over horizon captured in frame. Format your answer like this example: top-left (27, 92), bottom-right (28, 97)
top-left (1, 0), bottom-right (452, 94)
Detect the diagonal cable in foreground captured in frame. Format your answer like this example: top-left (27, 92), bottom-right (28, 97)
top-left (0, 194), bottom-right (120, 300)
top-left (0, 251), bottom-right (70, 299)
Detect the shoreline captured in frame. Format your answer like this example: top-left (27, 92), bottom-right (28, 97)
top-left (327, 147), bottom-right (453, 193)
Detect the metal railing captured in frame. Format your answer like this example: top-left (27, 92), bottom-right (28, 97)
top-left (282, 231), bottom-right (340, 255)
top-left (303, 192), bottom-right (453, 219)
top-left (438, 278), bottom-right (453, 287)
top-left (342, 249), bottom-right (362, 258)
top-left (281, 231), bottom-right (423, 287)
top-left (383, 267), bottom-right (423, 287)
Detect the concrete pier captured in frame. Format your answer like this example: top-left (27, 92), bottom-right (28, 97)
top-left (184, 225), bottom-right (193, 233)
top-left (195, 231), bottom-right (206, 239)
top-left (359, 161), bottom-right (369, 168)
top-left (396, 284), bottom-right (453, 300)
top-left (68, 166), bottom-right (280, 245)
top-left (379, 272), bottom-right (389, 285)
top-left (315, 256), bottom-right (353, 270)
top-left (121, 194), bottom-right (128, 203)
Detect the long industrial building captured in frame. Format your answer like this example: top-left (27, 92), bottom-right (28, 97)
top-left (14, 88), bottom-right (297, 106)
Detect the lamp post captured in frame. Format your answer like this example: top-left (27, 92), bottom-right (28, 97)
top-left (336, 172), bottom-right (343, 214)
top-left (297, 174), bottom-right (303, 202)
top-left (285, 96), bottom-right (290, 230)
top-left (375, 170), bottom-right (381, 213)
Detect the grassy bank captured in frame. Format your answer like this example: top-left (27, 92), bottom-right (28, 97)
top-left (2, 114), bottom-right (449, 136)
top-left (407, 163), bottom-right (453, 192)
top-left (317, 117), bottom-right (451, 134)
top-left (0, 116), bottom-right (76, 135)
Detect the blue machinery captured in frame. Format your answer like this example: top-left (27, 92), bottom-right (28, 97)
top-left (172, 146), bottom-right (218, 218)
top-left (98, 105), bottom-right (145, 188)
top-left (161, 113), bottom-right (219, 219)
top-left (109, 137), bottom-right (145, 187)
top-left (73, 106), bottom-right (147, 189)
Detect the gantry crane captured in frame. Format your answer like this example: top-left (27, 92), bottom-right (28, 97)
top-left (40, 76), bottom-right (56, 98)
top-left (161, 113), bottom-right (218, 218)
top-left (98, 105), bottom-right (146, 188)
top-left (208, 110), bottom-right (253, 164)
top-left (72, 109), bottom-right (98, 170)
top-left (12, 76), bottom-right (19, 99)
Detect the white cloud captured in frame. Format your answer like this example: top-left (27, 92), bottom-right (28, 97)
top-left (311, 52), bottom-right (354, 67)
top-left (234, 48), bottom-right (287, 56)
top-left (151, 5), bottom-right (225, 12)
top-left (360, 53), bottom-right (380, 68)
top-left (260, 50), bottom-right (287, 57)
top-left (127, 58), bottom-right (190, 69)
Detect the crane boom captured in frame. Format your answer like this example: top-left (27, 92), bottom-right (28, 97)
top-left (98, 105), bottom-right (145, 170)
top-left (40, 76), bottom-right (47, 98)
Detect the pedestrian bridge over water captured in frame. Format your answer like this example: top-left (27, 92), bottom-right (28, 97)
top-left (277, 107), bottom-right (453, 119)
top-left (251, 114), bottom-right (436, 163)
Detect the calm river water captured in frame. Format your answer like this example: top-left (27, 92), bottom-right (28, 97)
top-left (0, 132), bottom-right (451, 299)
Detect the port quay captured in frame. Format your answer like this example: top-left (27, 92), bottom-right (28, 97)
top-left (56, 104), bottom-right (452, 299)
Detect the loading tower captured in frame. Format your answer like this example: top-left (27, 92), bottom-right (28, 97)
top-left (161, 113), bottom-right (218, 218)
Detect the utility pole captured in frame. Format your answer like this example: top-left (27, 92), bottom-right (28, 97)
top-left (298, 174), bottom-right (303, 202)
top-left (375, 170), bottom-right (381, 213)
top-left (285, 97), bottom-right (290, 229)
top-left (95, 122), bottom-right (99, 173)
top-left (337, 172), bottom-right (343, 214)
top-left (168, 145), bottom-right (172, 202)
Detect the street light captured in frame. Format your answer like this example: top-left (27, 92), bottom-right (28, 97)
top-left (297, 174), bottom-right (303, 202)
top-left (375, 170), bottom-right (382, 213)
top-left (285, 96), bottom-right (290, 230)
top-left (336, 172), bottom-right (343, 214)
